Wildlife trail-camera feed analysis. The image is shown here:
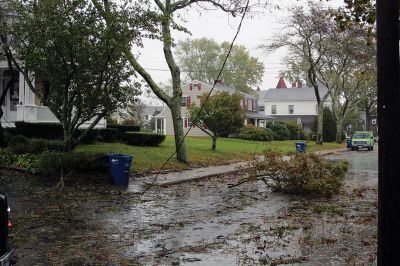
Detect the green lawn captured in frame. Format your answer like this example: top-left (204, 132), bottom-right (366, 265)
top-left (75, 136), bottom-right (344, 174)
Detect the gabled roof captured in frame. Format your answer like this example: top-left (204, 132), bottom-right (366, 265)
top-left (202, 81), bottom-right (258, 99)
top-left (259, 84), bottom-right (329, 102)
top-left (143, 105), bottom-right (163, 115)
top-left (276, 77), bottom-right (287, 89)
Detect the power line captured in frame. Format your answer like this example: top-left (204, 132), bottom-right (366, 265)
top-left (141, 0), bottom-right (250, 195)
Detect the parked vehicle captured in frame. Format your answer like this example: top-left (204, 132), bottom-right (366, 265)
top-left (351, 131), bottom-right (375, 151)
top-left (0, 194), bottom-right (13, 266)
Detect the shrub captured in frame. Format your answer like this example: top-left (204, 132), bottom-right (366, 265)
top-left (266, 121), bottom-right (290, 141)
top-left (285, 122), bottom-right (306, 140)
top-left (246, 151), bottom-right (348, 197)
top-left (7, 135), bottom-right (65, 154)
top-left (107, 124), bottom-right (140, 133)
top-left (32, 151), bottom-right (108, 176)
top-left (96, 128), bottom-right (119, 142)
top-left (312, 107), bottom-right (336, 142)
top-left (14, 122), bottom-right (119, 144)
top-left (0, 149), bottom-right (17, 166)
top-left (239, 125), bottom-right (274, 141)
top-left (15, 122), bottom-right (64, 139)
top-left (123, 132), bottom-right (166, 146)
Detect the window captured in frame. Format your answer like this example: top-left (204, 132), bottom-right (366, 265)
top-left (258, 106), bottom-right (265, 112)
top-left (271, 105), bottom-right (277, 114)
top-left (181, 97), bottom-right (187, 107)
top-left (289, 105), bottom-right (294, 114)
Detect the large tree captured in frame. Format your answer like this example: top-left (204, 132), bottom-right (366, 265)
top-left (189, 91), bottom-right (244, 150)
top-left (92, 0), bottom-right (253, 163)
top-left (0, 3), bottom-right (19, 147)
top-left (6, 0), bottom-right (141, 151)
top-left (262, 4), bottom-right (332, 144)
top-left (176, 37), bottom-right (264, 93)
top-left (316, 23), bottom-right (375, 143)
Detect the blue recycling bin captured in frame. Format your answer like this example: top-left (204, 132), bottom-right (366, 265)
top-left (107, 154), bottom-right (133, 186)
top-left (295, 142), bottom-right (307, 153)
top-left (346, 138), bottom-right (352, 148)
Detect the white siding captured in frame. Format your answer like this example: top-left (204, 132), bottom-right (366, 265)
top-left (264, 101), bottom-right (319, 116)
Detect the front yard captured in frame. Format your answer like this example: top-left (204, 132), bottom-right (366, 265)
top-left (75, 136), bottom-right (345, 173)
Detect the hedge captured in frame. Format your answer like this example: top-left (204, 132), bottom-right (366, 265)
top-left (123, 132), bottom-right (166, 146)
top-left (15, 122), bottom-right (63, 139)
top-left (239, 125), bottom-right (274, 141)
top-left (107, 124), bottom-right (140, 133)
top-left (34, 151), bottom-right (108, 176)
top-left (6, 135), bottom-right (65, 154)
top-left (0, 148), bottom-right (108, 176)
top-left (14, 122), bottom-right (119, 143)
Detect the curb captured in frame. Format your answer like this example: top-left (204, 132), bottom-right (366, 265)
top-left (145, 148), bottom-right (349, 187)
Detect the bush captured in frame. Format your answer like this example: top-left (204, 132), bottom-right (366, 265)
top-left (7, 135), bottom-right (65, 154)
top-left (107, 124), bottom-right (140, 133)
top-left (14, 122), bottom-right (119, 144)
top-left (312, 108), bottom-right (336, 142)
top-left (15, 122), bottom-right (64, 139)
top-left (123, 132), bottom-right (165, 146)
top-left (239, 125), bottom-right (274, 141)
top-left (0, 149), bottom-right (17, 166)
top-left (285, 122), bottom-right (306, 140)
top-left (246, 151), bottom-right (348, 197)
top-left (32, 151), bottom-right (108, 176)
top-left (266, 121), bottom-right (290, 141)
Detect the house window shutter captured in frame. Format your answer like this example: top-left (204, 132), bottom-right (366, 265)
top-left (204, 123), bottom-right (208, 129)
top-left (186, 96), bottom-right (191, 108)
top-left (197, 83), bottom-right (201, 90)
top-left (190, 84), bottom-right (192, 90)
top-left (184, 118), bottom-right (188, 128)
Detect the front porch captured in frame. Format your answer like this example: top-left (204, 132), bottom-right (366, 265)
top-left (245, 112), bottom-right (274, 128)
top-left (0, 65), bottom-right (106, 128)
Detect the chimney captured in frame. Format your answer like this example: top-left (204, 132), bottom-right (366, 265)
top-left (297, 81), bottom-right (302, 88)
top-left (215, 79), bottom-right (224, 85)
top-left (256, 86), bottom-right (260, 91)
top-left (276, 77), bottom-right (287, 89)
top-left (291, 82), bottom-right (297, 88)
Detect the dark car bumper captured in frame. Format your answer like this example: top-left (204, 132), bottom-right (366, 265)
top-left (0, 248), bottom-right (13, 266)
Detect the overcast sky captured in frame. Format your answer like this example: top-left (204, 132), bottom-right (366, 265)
top-left (137, 0), bottom-right (344, 102)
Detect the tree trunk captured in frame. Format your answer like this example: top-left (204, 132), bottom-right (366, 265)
top-left (63, 128), bottom-right (74, 152)
top-left (336, 117), bottom-right (343, 143)
top-left (170, 102), bottom-right (187, 163)
top-left (211, 134), bottom-right (217, 151)
top-left (365, 107), bottom-right (371, 131)
top-left (0, 122), bottom-right (5, 148)
top-left (316, 102), bottom-right (324, 144)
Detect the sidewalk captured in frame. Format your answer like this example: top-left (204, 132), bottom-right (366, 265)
top-left (131, 147), bottom-right (348, 188)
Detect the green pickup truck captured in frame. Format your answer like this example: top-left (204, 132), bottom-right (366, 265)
top-left (351, 131), bottom-right (375, 151)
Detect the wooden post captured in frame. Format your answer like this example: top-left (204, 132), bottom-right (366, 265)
top-left (377, 0), bottom-right (400, 264)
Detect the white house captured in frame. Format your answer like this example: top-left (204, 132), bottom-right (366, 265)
top-left (258, 77), bottom-right (330, 132)
top-left (155, 80), bottom-right (273, 136)
top-left (0, 64), bottom-right (106, 128)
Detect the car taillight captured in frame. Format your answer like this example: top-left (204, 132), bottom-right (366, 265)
top-left (7, 207), bottom-right (12, 229)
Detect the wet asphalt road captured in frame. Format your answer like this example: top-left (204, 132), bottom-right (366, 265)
top-left (2, 147), bottom-right (378, 265)
top-left (100, 148), bottom-right (378, 265)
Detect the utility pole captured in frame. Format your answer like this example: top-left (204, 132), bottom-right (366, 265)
top-left (377, 0), bottom-right (400, 264)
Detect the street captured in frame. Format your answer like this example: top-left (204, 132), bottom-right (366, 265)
top-left (1, 148), bottom-right (377, 265)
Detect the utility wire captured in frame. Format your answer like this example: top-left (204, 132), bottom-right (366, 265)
top-left (140, 0), bottom-right (250, 196)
